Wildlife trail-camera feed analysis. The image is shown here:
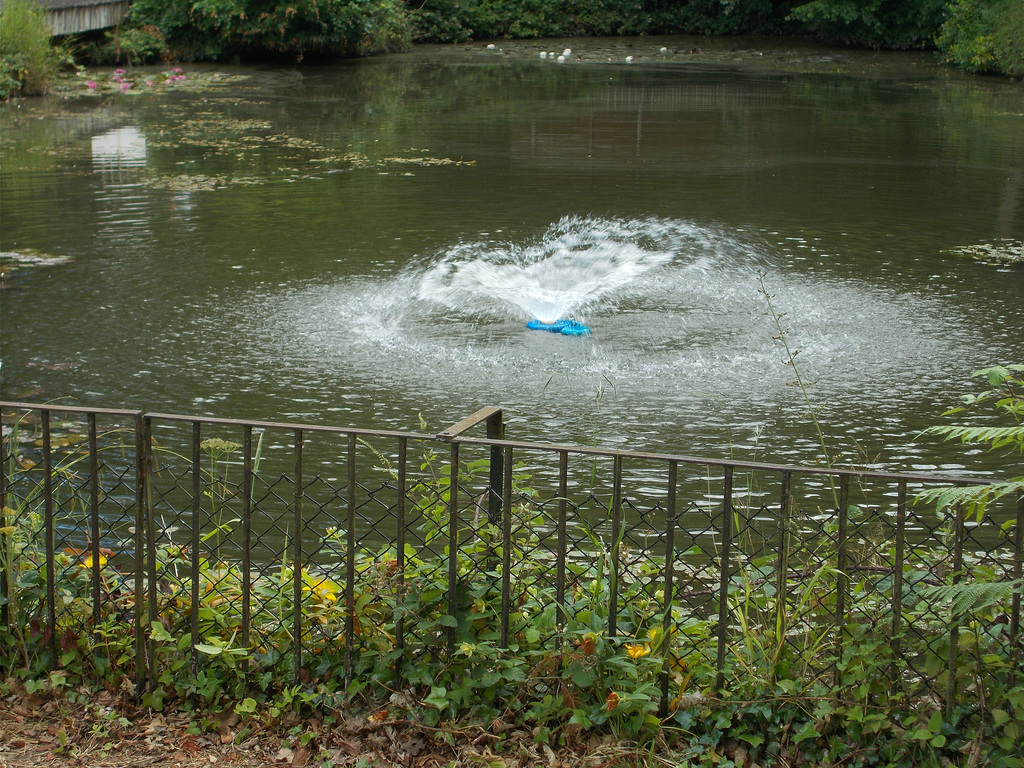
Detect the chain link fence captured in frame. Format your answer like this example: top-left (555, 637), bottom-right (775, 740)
top-left (2, 401), bottom-right (1021, 715)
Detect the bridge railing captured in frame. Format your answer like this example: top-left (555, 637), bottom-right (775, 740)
top-left (39, 0), bottom-right (131, 37)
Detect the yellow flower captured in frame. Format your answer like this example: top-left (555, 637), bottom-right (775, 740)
top-left (626, 643), bottom-right (651, 659)
top-left (301, 569), bottom-right (340, 605)
top-left (81, 551), bottom-right (108, 569)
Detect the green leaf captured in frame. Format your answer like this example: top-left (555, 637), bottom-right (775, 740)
top-left (927, 710), bottom-right (943, 734)
top-left (235, 697), bottom-right (257, 715)
top-left (438, 614), bottom-right (458, 628)
top-left (195, 642), bottom-right (227, 655)
top-left (793, 722), bottom-right (819, 744)
top-left (424, 686), bottom-right (448, 709)
top-left (150, 621), bottom-right (174, 643)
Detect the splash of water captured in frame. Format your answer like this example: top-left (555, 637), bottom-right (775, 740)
top-left (414, 216), bottom-right (695, 323)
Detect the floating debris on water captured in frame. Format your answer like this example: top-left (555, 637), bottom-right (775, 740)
top-left (53, 68), bottom-right (252, 96)
top-left (944, 239), bottom-right (1024, 267)
top-left (140, 173), bottom-right (266, 192)
top-left (1, 250), bottom-right (73, 267)
top-left (1, 251), bottom-right (73, 284)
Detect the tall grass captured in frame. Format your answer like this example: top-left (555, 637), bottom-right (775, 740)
top-left (0, 0), bottom-right (63, 98)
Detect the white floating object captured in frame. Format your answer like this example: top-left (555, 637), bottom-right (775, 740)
top-left (557, 55), bottom-right (565, 63)
top-left (660, 47), bottom-right (667, 53)
top-left (486, 43), bottom-right (495, 50)
top-left (562, 48), bottom-right (572, 57)
top-left (539, 51), bottom-right (547, 59)
top-left (625, 55), bottom-right (633, 63)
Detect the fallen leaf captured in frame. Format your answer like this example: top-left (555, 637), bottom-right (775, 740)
top-left (276, 746), bottom-right (294, 762)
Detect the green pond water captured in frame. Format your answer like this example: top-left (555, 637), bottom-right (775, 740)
top-left (1, 36), bottom-right (1022, 480)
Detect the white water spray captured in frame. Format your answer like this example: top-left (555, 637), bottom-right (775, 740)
top-left (413, 216), bottom-right (709, 323)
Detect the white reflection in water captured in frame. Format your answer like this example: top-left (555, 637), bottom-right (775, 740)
top-left (90, 125), bottom-right (153, 248)
top-left (91, 126), bottom-right (147, 169)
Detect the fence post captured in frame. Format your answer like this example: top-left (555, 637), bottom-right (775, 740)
top-left (447, 442), bottom-right (460, 654)
top-left (292, 429), bottom-right (304, 687)
top-left (556, 450), bottom-right (568, 640)
top-left (500, 446), bottom-right (513, 649)
top-left (774, 470), bottom-right (792, 660)
top-left (346, 433), bottom-right (357, 687)
top-left (608, 454), bottom-right (623, 639)
top-left (715, 466), bottom-right (734, 692)
top-left (394, 437), bottom-right (408, 689)
top-left (88, 414), bottom-right (101, 634)
top-left (660, 460), bottom-right (678, 715)
top-left (834, 475), bottom-right (849, 689)
top-left (241, 426), bottom-right (253, 676)
top-left (1011, 495), bottom-right (1023, 688)
top-left (891, 481), bottom-right (907, 674)
top-left (42, 411), bottom-right (56, 666)
top-left (133, 412), bottom-right (148, 693)
top-left (143, 416), bottom-right (157, 692)
top-left (0, 418), bottom-right (8, 632)
top-left (190, 422), bottom-right (202, 686)
top-left (487, 410), bottom-right (504, 526)
top-left (946, 501), bottom-right (965, 719)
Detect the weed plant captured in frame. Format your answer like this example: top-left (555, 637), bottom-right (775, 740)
top-left (0, 0), bottom-right (65, 98)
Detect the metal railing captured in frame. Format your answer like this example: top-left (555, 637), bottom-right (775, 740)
top-left (2, 401), bottom-right (1021, 713)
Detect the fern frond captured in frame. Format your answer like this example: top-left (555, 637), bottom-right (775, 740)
top-left (916, 480), bottom-right (1024, 521)
top-left (926, 425), bottom-right (1024, 451)
top-left (918, 579), bottom-right (1023, 618)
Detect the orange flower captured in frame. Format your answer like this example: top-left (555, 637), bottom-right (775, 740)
top-left (368, 709), bottom-right (388, 723)
top-left (579, 634), bottom-right (597, 655)
top-left (605, 692), bottom-right (620, 711)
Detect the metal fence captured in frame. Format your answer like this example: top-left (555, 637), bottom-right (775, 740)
top-left (2, 401), bottom-right (1021, 714)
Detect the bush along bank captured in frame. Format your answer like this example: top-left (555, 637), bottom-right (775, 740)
top-left (0, 0), bottom-right (67, 99)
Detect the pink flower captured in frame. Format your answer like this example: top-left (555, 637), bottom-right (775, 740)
top-left (120, 82), bottom-right (131, 91)
top-left (87, 81), bottom-right (97, 89)
top-left (146, 81), bottom-right (154, 87)
top-left (114, 68), bottom-right (126, 75)
top-left (172, 67), bottom-right (183, 74)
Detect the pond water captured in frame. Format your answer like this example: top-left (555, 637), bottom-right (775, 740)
top-left (1, 36), bottom-right (1022, 478)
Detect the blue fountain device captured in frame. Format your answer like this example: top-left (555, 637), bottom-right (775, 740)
top-left (527, 319), bottom-right (591, 336)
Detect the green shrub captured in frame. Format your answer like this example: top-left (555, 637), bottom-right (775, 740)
top-left (405, 0), bottom-right (796, 43)
top-left (787, 0), bottom-right (946, 48)
top-left (936, 0), bottom-right (1024, 77)
top-left (100, 25), bottom-right (167, 66)
top-left (129, 0), bottom-right (410, 62)
top-left (0, 0), bottom-right (63, 98)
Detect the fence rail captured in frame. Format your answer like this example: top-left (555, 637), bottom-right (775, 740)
top-left (2, 400), bottom-right (1021, 716)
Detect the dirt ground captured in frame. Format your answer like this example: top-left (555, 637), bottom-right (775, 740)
top-left (0, 686), bottom-right (662, 768)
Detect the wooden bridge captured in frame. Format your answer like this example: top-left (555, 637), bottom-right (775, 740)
top-left (36, 0), bottom-right (131, 36)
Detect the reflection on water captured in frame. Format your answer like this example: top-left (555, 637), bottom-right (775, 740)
top-left (1, 40), bottom-right (1022, 478)
top-left (90, 125), bottom-right (154, 248)
top-left (91, 125), bottom-right (147, 169)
